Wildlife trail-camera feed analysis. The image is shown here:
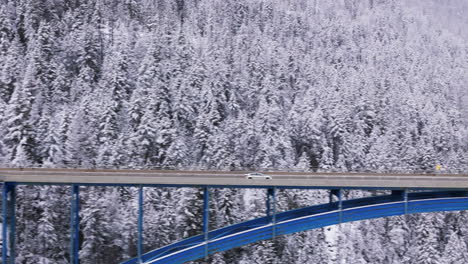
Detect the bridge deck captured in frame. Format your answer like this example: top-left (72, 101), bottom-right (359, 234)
top-left (1, 168), bottom-right (468, 189)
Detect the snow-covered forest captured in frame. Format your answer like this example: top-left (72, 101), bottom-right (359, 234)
top-left (0, 0), bottom-right (467, 263)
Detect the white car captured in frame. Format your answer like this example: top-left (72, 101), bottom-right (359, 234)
top-left (245, 172), bottom-right (272, 180)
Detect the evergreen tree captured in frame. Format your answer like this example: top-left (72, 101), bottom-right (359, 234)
top-left (0, 0), bottom-right (467, 263)
top-left (2, 65), bottom-right (37, 165)
top-left (441, 230), bottom-right (468, 264)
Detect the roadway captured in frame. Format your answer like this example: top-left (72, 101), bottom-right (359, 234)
top-left (1, 168), bottom-right (468, 189)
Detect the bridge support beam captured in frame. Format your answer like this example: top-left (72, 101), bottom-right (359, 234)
top-left (2, 182), bottom-right (16, 264)
top-left (391, 190), bottom-right (408, 214)
top-left (138, 186), bottom-right (144, 263)
top-left (329, 189), bottom-right (343, 224)
top-left (70, 184), bottom-right (80, 264)
top-left (330, 189), bottom-right (343, 223)
top-left (403, 189), bottom-right (408, 215)
top-left (338, 189), bottom-right (343, 224)
top-left (266, 187), bottom-right (277, 238)
top-left (203, 187), bottom-right (210, 259)
top-left (329, 189), bottom-right (341, 203)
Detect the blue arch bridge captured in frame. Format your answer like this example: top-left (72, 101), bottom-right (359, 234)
top-left (1, 168), bottom-right (468, 263)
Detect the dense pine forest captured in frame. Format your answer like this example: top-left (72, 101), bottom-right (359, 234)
top-left (0, 0), bottom-right (467, 263)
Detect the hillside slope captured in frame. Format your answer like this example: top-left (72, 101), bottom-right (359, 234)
top-left (0, 0), bottom-right (467, 263)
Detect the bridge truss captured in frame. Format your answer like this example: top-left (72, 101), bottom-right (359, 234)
top-left (1, 173), bottom-right (468, 264)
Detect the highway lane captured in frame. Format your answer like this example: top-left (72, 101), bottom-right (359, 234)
top-left (1, 168), bottom-right (468, 189)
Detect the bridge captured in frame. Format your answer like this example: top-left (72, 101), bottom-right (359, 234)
top-left (1, 168), bottom-right (468, 263)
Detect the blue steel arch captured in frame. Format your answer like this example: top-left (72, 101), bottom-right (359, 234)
top-left (122, 191), bottom-right (468, 264)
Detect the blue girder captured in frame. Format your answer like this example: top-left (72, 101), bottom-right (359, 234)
top-left (121, 190), bottom-right (468, 264)
top-left (138, 186), bottom-right (144, 263)
top-left (2, 182), bottom-right (16, 264)
top-left (70, 184), bottom-right (80, 264)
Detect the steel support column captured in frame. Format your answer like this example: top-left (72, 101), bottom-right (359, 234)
top-left (267, 188), bottom-right (277, 238)
top-left (138, 186), bottom-right (144, 263)
top-left (330, 189), bottom-right (340, 203)
top-left (338, 189), bottom-right (343, 224)
top-left (2, 183), bottom-right (7, 264)
top-left (403, 189), bottom-right (408, 215)
top-left (330, 189), bottom-right (343, 223)
top-left (2, 182), bottom-right (16, 264)
top-left (9, 185), bottom-right (16, 264)
top-left (203, 187), bottom-right (209, 259)
top-left (70, 184), bottom-right (80, 264)
top-left (266, 189), bottom-right (271, 217)
top-left (2, 183), bottom-right (16, 264)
